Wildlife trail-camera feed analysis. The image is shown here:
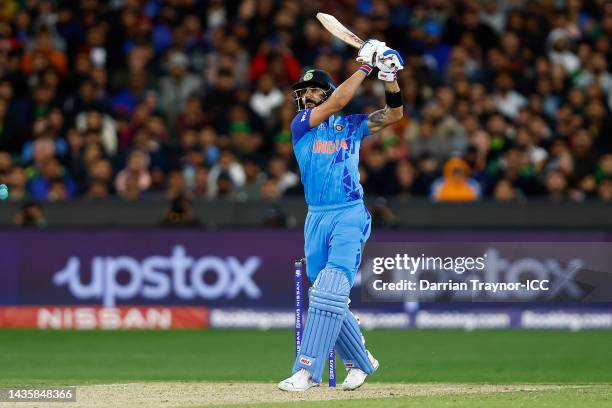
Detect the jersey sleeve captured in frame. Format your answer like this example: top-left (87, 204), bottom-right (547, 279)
top-left (291, 109), bottom-right (313, 144)
top-left (347, 114), bottom-right (371, 140)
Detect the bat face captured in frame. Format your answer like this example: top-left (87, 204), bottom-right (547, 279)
top-left (316, 13), bottom-right (364, 49)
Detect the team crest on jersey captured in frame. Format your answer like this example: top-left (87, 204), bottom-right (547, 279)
top-left (334, 124), bottom-right (344, 132)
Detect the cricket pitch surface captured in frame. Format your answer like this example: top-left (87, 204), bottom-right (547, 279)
top-left (0, 383), bottom-right (574, 408)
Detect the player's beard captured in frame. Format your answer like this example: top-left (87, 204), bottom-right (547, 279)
top-left (303, 95), bottom-right (324, 109)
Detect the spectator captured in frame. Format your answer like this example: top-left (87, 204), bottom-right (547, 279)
top-left (364, 146), bottom-right (395, 197)
top-left (598, 178), bottom-right (612, 201)
top-left (7, 166), bottom-right (27, 201)
top-left (203, 68), bottom-right (239, 133)
top-left (86, 180), bottom-right (110, 199)
top-left (162, 194), bottom-right (200, 227)
top-left (207, 149), bottom-right (245, 198)
top-left (111, 72), bottom-right (148, 116)
top-left (267, 155), bottom-right (298, 194)
top-left (412, 153), bottom-right (440, 196)
top-left (119, 171), bottom-right (144, 201)
top-left (21, 26), bottom-right (68, 76)
top-left (191, 165), bottom-right (209, 199)
top-left (249, 73), bottom-right (285, 124)
top-left (493, 71), bottom-right (527, 119)
top-left (596, 154), bottom-right (612, 182)
top-left (86, 158), bottom-right (113, 193)
top-left (546, 28), bottom-right (580, 75)
top-left (250, 41), bottom-right (301, 87)
top-left (545, 169), bottom-right (569, 201)
top-left (14, 200), bottom-right (47, 228)
top-left (493, 178), bottom-right (519, 202)
top-left (21, 120), bottom-right (68, 163)
top-left (26, 157), bottom-right (76, 200)
top-left (198, 127), bottom-right (221, 166)
top-left (236, 156), bottom-right (265, 201)
top-left (0, 0), bottom-right (609, 205)
top-left (0, 151), bottom-right (12, 182)
top-left (487, 145), bottom-right (541, 196)
top-left (75, 110), bottom-right (117, 156)
top-left (259, 179), bottom-right (281, 201)
top-left (575, 53), bottom-right (612, 110)
top-left (0, 98), bottom-right (20, 152)
top-left (166, 170), bottom-right (186, 199)
top-left (390, 159), bottom-right (416, 198)
top-left (431, 157), bottom-right (481, 202)
top-left (261, 206), bottom-right (287, 228)
top-left (176, 95), bottom-right (207, 136)
top-left (114, 150), bottom-right (151, 197)
top-left (47, 177), bottom-right (69, 201)
top-left (159, 52), bottom-right (202, 127)
top-left (216, 171), bottom-right (237, 201)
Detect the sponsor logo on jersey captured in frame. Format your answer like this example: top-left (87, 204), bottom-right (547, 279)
top-left (300, 356), bottom-right (312, 366)
top-left (334, 124), bottom-right (344, 132)
top-left (312, 138), bottom-right (348, 154)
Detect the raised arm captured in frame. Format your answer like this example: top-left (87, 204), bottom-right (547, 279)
top-left (367, 80), bottom-right (404, 134)
top-left (309, 66), bottom-right (370, 128)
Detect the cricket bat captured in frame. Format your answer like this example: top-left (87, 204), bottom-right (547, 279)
top-left (316, 13), bottom-right (364, 49)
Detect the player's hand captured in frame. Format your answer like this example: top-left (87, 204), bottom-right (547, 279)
top-left (356, 38), bottom-right (386, 65)
top-left (376, 48), bottom-right (404, 73)
top-left (377, 70), bottom-right (397, 82)
top-left (376, 48), bottom-right (404, 81)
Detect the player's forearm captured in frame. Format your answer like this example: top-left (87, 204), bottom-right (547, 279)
top-left (384, 80), bottom-right (402, 118)
top-left (367, 80), bottom-right (403, 132)
top-left (384, 80), bottom-right (400, 93)
top-left (326, 69), bottom-right (367, 111)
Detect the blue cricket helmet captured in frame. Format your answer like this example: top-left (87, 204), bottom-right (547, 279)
top-left (291, 69), bottom-right (337, 111)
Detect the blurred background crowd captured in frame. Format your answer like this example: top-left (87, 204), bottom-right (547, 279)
top-left (0, 0), bottom-right (611, 207)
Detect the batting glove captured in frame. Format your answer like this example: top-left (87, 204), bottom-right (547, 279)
top-left (376, 48), bottom-right (404, 73)
top-left (378, 70), bottom-right (397, 82)
top-left (356, 38), bottom-right (386, 65)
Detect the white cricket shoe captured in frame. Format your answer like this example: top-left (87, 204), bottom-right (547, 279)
top-left (278, 368), bottom-right (319, 392)
top-left (341, 350), bottom-right (380, 391)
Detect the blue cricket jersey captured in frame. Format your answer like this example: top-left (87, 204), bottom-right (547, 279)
top-left (291, 109), bottom-right (371, 206)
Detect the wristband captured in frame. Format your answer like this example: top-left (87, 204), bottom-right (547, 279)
top-left (385, 90), bottom-right (403, 108)
top-left (358, 64), bottom-right (373, 76)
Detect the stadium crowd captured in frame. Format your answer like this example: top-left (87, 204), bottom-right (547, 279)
top-left (0, 0), bottom-right (611, 205)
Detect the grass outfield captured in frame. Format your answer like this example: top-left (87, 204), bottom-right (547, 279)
top-left (0, 329), bottom-right (610, 407)
top-left (1, 329), bottom-right (611, 384)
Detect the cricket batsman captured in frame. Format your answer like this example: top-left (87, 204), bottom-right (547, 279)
top-left (278, 39), bottom-right (404, 391)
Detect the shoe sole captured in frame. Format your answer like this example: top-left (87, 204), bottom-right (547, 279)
top-left (278, 382), bottom-right (319, 392)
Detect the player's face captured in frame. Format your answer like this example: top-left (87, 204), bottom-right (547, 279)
top-left (303, 87), bottom-right (326, 109)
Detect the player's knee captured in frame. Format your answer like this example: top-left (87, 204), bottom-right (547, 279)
top-left (324, 261), bottom-right (357, 287)
top-left (309, 268), bottom-right (350, 315)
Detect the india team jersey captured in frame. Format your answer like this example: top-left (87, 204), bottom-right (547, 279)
top-left (291, 109), bottom-right (371, 206)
